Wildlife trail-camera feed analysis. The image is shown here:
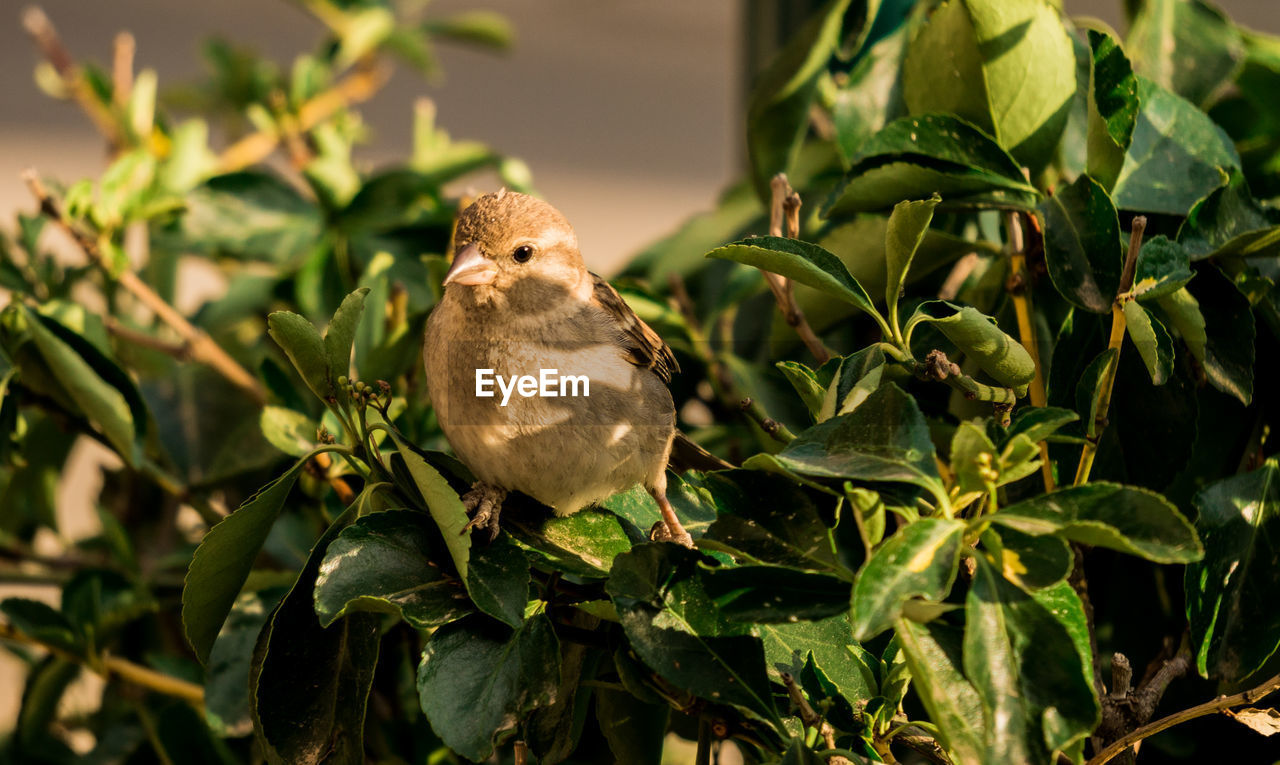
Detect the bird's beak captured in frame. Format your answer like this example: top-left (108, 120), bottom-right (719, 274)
top-left (443, 244), bottom-right (498, 287)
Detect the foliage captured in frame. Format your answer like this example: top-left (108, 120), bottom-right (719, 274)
top-left (0, 1), bottom-right (1278, 764)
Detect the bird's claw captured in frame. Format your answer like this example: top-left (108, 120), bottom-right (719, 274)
top-left (648, 520), bottom-right (694, 549)
top-left (461, 482), bottom-right (506, 543)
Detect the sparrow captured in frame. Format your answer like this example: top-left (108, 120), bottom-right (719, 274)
top-left (423, 190), bottom-right (699, 547)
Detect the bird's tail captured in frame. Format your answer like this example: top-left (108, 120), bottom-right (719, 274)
top-left (668, 431), bottom-right (734, 472)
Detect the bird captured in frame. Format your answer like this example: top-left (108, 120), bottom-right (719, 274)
top-left (423, 189), bottom-right (707, 547)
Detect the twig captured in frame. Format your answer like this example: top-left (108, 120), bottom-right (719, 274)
top-left (781, 674), bottom-right (850, 765)
top-left (105, 317), bottom-right (191, 359)
top-left (759, 174), bottom-right (832, 364)
top-left (0, 621), bottom-right (203, 706)
top-left (514, 740), bottom-right (528, 765)
top-left (1005, 211), bottom-right (1054, 491)
top-left (216, 60), bottom-right (390, 173)
top-left (112, 32), bottom-right (135, 109)
top-left (22, 7), bottom-right (121, 149)
top-left (1087, 672), bottom-right (1280, 765)
top-left (740, 397), bottom-right (795, 444)
top-left (1074, 216), bottom-right (1147, 486)
top-left (24, 171), bottom-right (267, 406)
top-left (915, 350), bottom-right (1016, 406)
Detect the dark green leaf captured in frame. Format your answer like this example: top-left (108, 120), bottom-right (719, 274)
top-left (1186, 459), bottom-right (1280, 681)
top-left (745, 0), bottom-right (857, 198)
top-left (205, 588), bottom-right (285, 738)
top-left (758, 613), bottom-right (877, 702)
top-left (1087, 30), bottom-right (1140, 190)
top-left (703, 565), bottom-right (851, 623)
top-left (267, 311), bottom-right (330, 403)
top-left (1178, 170), bottom-right (1280, 260)
top-left (820, 345), bottom-right (886, 421)
top-left (894, 619), bottom-right (984, 763)
top-left (698, 470), bottom-right (840, 571)
top-left (1112, 78), bottom-right (1241, 215)
top-left (900, 0), bottom-right (1076, 171)
top-left (466, 531), bottom-right (531, 629)
top-left (851, 518), bottom-right (965, 641)
top-left (1132, 236), bottom-right (1194, 300)
top-left (252, 506), bottom-right (380, 765)
top-left (505, 506), bottom-right (635, 578)
top-left (1039, 174), bottom-right (1122, 314)
top-left (981, 527), bottom-right (1072, 591)
top-left (988, 482), bottom-right (1203, 563)
top-left (1127, 0), bottom-right (1244, 107)
top-left (824, 114), bottom-right (1041, 216)
top-left (754, 384), bottom-right (945, 500)
top-left (314, 509), bottom-right (473, 629)
top-left (1006, 407), bottom-right (1079, 446)
top-left (1198, 265), bottom-right (1256, 405)
top-left (705, 236), bottom-right (878, 318)
top-left (0, 599), bottom-right (81, 656)
top-left (417, 613), bottom-right (560, 761)
top-left (596, 685), bottom-right (668, 765)
top-left (962, 554), bottom-right (1098, 762)
top-left (183, 456), bottom-right (313, 664)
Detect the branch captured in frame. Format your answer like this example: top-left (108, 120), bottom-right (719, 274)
top-left (758, 174), bottom-right (832, 364)
top-left (0, 621), bottom-right (203, 706)
top-left (915, 349), bottom-right (1017, 406)
top-left (1074, 216), bottom-right (1146, 485)
top-left (1087, 672), bottom-right (1280, 765)
top-left (22, 7), bottom-right (122, 149)
top-left (1004, 210), bottom-right (1054, 491)
top-left (740, 397), bottom-right (795, 443)
top-left (216, 60), bottom-right (390, 173)
top-left (23, 171), bottom-right (267, 406)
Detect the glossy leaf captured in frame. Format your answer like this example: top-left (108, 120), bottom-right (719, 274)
top-left (314, 510), bottom-right (473, 629)
top-left (183, 456), bottom-right (313, 664)
top-left (885, 195), bottom-right (940, 330)
top-left (267, 310), bottom-right (330, 403)
top-left (824, 114), bottom-right (1040, 215)
top-left (388, 432), bottom-right (471, 581)
top-left (982, 527), bottom-right (1072, 591)
top-left (505, 506), bottom-right (635, 578)
top-left (705, 236), bottom-right (878, 318)
top-left (901, 0), bottom-right (1076, 171)
top-left (951, 420), bottom-right (997, 495)
top-left (909, 301), bottom-right (1036, 391)
top-left (702, 565), bottom-right (851, 623)
top-left (1087, 30), bottom-right (1140, 190)
top-left (819, 345), bottom-right (885, 421)
top-left (988, 483), bottom-right (1203, 563)
top-left (417, 614), bottom-right (560, 761)
top-left (851, 518), bottom-right (965, 641)
top-left (465, 531), bottom-right (531, 629)
top-left (1132, 236), bottom-right (1194, 300)
top-left (1112, 78), bottom-right (1241, 215)
top-left (1179, 170), bottom-right (1280, 260)
top-left (758, 614), bottom-right (876, 701)
top-left (777, 360), bottom-right (828, 419)
top-left (698, 470), bottom-right (840, 571)
top-left (1186, 460), bottom-right (1280, 681)
top-left (1040, 174), bottom-right (1122, 314)
top-left (1127, 0), bottom-right (1244, 107)
top-left (894, 619), bottom-right (985, 763)
top-left (1123, 300), bottom-right (1174, 385)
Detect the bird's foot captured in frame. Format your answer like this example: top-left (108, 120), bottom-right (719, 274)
top-left (461, 482), bottom-right (507, 542)
top-left (647, 487), bottom-right (694, 548)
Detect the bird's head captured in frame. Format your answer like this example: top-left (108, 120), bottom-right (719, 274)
top-left (442, 190), bottom-right (588, 306)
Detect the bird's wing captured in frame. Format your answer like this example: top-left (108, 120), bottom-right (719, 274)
top-left (589, 272), bottom-right (679, 384)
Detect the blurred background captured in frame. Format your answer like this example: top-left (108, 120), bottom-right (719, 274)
top-left (0, 0), bottom-right (1275, 745)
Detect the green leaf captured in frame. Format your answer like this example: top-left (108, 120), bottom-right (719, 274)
top-left (901, 0), bottom-right (1076, 171)
top-left (705, 236), bottom-right (878, 319)
top-left (388, 432), bottom-right (471, 582)
top-left (885, 195), bottom-right (941, 333)
top-left (1127, 0), bottom-right (1244, 107)
top-left (982, 527), bottom-right (1072, 591)
top-left (1132, 236), bottom-right (1194, 300)
top-left (417, 613), bottom-right (560, 761)
top-left (609, 544), bottom-right (778, 726)
top-left (909, 301), bottom-right (1036, 391)
top-left (1186, 459), bottom-right (1280, 681)
top-left (259, 406), bottom-right (318, 457)
top-left (758, 613), bottom-right (876, 699)
top-left (1198, 266), bottom-right (1256, 405)
top-left (1039, 173), bottom-right (1122, 314)
top-left (158, 171), bottom-right (323, 263)
top-left (894, 619), bottom-right (985, 763)
top-left (951, 420), bottom-right (997, 495)
top-left (1086, 30), bottom-right (1140, 190)
top-left (755, 384), bottom-right (945, 501)
top-left (819, 346), bottom-right (886, 421)
top-left (702, 565), bottom-right (851, 623)
top-left (0, 599), bottom-right (81, 656)
top-left (252, 506), bottom-right (380, 765)
top-left (205, 589), bottom-right (284, 738)
top-left (465, 532), bottom-right (531, 629)
top-left (963, 554), bottom-right (1098, 762)
top-left (851, 518), bottom-right (965, 641)
top-left (1112, 77), bottom-right (1241, 215)
top-left (699, 470), bottom-right (840, 571)
top-left (423, 10), bottom-right (514, 50)
top-left (832, 25), bottom-right (908, 165)
top-left (745, 0), bottom-right (859, 198)
top-left (1179, 170), bottom-right (1280, 260)
top-left (1006, 407), bottom-right (1079, 445)
top-left (823, 114), bottom-right (1041, 216)
top-left (505, 506), bottom-right (635, 578)
top-left (267, 311), bottom-right (330, 403)
top-left (1122, 300), bottom-right (1174, 385)
top-left (988, 482), bottom-right (1203, 563)
top-left (596, 685), bottom-right (668, 765)
top-left (314, 510), bottom-right (474, 629)
top-left (183, 456), bottom-right (313, 664)
top-left (323, 288), bottom-right (369, 398)
top-left (777, 360), bottom-right (827, 419)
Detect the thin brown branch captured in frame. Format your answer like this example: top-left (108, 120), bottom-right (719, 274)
top-left (1087, 672), bottom-right (1280, 765)
top-left (112, 31), bottom-right (135, 108)
top-left (105, 317), bottom-right (191, 359)
top-left (0, 621), bottom-right (203, 706)
top-left (217, 60), bottom-right (390, 173)
top-left (24, 171), bottom-right (267, 405)
top-left (759, 174), bottom-right (832, 364)
top-left (22, 7), bottom-right (122, 148)
top-left (1075, 216), bottom-right (1146, 486)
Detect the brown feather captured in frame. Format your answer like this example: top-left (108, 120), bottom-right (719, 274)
top-left (589, 273), bottom-right (679, 383)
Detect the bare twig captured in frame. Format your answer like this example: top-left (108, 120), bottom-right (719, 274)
top-left (0, 621), bottom-right (203, 706)
top-left (22, 7), bottom-right (122, 149)
top-left (112, 32), bottom-right (135, 108)
top-left (758, 174), bottom-right (832, 364)
top-left (217, 60), bottom-right (390, 172)
top-left (1075, 216), bottom-right (1147, 486)
top-left (915, 349), bottom-right (1017, 405)
top-left (740, 397), bottom-right (795, 443)
top-left (513, 740), bottom-right (528, 765)
top-left (105, 317), bottom-right (191, 359)
top-left (1087, 672), bottom-right (1280, 765)
top-left (24, 171), bottom-right (267, 405)
top-left (1005, 211), bottom-right (1054, 490)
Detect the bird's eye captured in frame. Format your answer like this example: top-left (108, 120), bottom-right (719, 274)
top-left (512, 245), bottom-right (534, 263)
